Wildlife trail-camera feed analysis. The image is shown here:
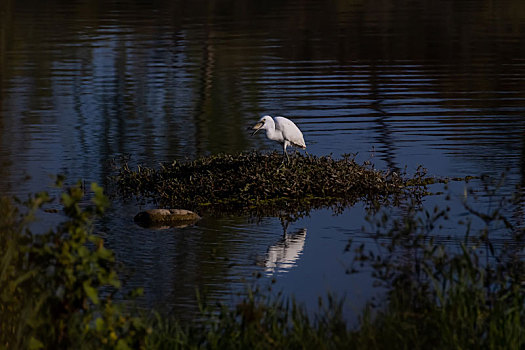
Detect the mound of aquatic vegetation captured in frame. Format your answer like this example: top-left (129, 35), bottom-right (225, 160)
top-left (111, 152), bottom-right (435, 216)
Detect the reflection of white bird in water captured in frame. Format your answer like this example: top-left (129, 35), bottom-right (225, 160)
top-left (264, 228), bottom-right (307, 274)
top-left (252, 115), bottom-right (306, 163)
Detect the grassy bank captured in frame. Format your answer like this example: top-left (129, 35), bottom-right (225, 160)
top-left (1, 178), bottom-right (523, 349)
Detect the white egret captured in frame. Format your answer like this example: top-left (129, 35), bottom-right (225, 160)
top-left (251, 115), bottom-right (306, 163)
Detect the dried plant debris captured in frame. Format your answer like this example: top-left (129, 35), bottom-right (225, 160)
top-left (111, 152), bottom-right (441, 217)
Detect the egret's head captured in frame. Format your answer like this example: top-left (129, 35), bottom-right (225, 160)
top-left (251, 115), bottom-right (271, 136)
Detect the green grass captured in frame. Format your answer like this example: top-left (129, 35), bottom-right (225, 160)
top-left (145, 292), bottom-right (351, 350)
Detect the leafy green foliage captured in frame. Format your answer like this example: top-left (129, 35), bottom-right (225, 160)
top-left (0, 180), bottom-right (148, 349)
top-left (347, 176), bottom-right (525, 349)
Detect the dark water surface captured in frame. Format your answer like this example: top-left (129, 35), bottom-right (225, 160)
top-left (1, 0), bottom-right (524, 317)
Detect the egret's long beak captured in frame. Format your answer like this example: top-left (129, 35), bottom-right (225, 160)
top-left (251, 122), bottom-right (264, 136)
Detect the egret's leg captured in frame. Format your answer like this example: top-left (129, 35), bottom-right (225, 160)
top-left (281, 151), bottom-right (288, 165)
top-left (283, 143), bottom-right (290, 164)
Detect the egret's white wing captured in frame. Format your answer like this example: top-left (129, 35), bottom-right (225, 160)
top-left (274, 116), bottom-right (306, 148)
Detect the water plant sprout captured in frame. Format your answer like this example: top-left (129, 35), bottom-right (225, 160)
top-left (252, 115), bottom-right (306, 163)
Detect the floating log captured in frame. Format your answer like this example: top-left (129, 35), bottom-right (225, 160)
top-left (134, 209), bottom-right (200, 228)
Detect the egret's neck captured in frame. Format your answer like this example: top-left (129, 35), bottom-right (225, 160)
top-left (265, 124), bottom-right (282, 142)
